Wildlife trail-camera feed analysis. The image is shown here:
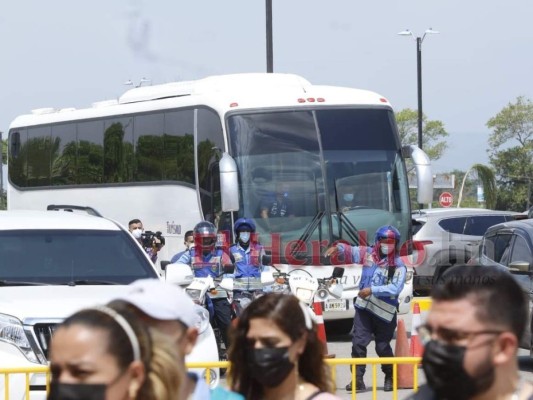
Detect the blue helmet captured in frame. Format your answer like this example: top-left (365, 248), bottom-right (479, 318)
top-left (374, 225), bottom-right (401, 244)
top-left (234, 218), bottom-right (256, 236)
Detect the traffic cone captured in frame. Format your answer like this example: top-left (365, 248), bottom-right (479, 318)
top-left (410, 303), bottom-right (424, 362)
top-left (312, 301), bottom-right (335, 358)
top-left (395, 318), bottom-right (414, 388)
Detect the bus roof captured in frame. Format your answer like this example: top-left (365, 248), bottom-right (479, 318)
top-left (9, 73), bottom-right (392, 129)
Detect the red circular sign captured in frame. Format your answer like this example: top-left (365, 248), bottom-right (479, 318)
top-left (439, 192), bottom-right (453, 207)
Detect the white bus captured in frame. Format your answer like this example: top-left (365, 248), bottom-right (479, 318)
top-left (7, 73), bottom-right (433, 318)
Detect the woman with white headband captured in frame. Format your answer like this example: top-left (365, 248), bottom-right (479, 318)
top-left (48, 305), bottom-right (183, 400)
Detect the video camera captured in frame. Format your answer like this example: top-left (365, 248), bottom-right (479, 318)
top-left (141, 231), bottom-right (166, 250)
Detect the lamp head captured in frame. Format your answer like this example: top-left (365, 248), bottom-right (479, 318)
top-left (397, 29), bottom-right (413, 37)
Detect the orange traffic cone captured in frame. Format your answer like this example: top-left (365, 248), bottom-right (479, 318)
top-left (410, 303), bottom-right (424, 362)
top-left (312, 301), bottom-right (335, 358)
top-left (395, 318), bottom-right (414, 388)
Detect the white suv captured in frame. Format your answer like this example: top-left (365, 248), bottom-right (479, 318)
top-left (0, 209), bottom-right (217, 399)
top-left (411, 207), bottom-right (519, 293)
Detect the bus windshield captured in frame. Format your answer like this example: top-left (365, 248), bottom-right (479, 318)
top-left (227, 107), bottom-right (410, 264)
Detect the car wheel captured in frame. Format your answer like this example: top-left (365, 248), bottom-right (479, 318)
top-left (433, 263), bottom-right (454, 285)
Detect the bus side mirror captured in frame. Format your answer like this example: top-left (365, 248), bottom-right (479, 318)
top-left (402, 145), bottom-right (433, 204)
top-left (219, 152), bottom-right (239, 212)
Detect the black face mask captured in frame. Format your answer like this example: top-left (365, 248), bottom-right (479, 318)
top-left (48, 382), bottom-right (106, 400)
top-left (422, 340), bottom-right (494, 400)
top-left (247, 347), bottom-right (295, 387)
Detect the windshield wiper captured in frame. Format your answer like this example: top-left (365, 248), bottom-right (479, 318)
top-left (291, 211), bottom-right (326, 258)
top-left (66, 279), bottom-right (119, 286)
top-left (0, 280), bottom-right (51, 286)
top-left (337, 211), bottom-right (361, 245)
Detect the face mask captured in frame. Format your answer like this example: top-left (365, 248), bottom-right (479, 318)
top-left (48, 382), bottom-right (106, 400)
top-left (131, 228), bottom-right (142, 239)
top-left (380, 244), bottom-right (393, 254)
top-left (343, 193), bottom-right (354, 202)
top-left (422, 340), bottom-right (494, 400)
top-left (239, 232), bottom-right (251, 244)
top-left (247, 347), bottom-right (294, 387)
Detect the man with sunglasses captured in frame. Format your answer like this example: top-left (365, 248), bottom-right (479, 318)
top-left (405, 264), bottom-right (533, 400)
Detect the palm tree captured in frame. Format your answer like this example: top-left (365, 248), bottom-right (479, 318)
top-left (457, 164), bottom-right (497, 209)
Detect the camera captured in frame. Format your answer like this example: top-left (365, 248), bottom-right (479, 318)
top-left (141, 231), bottom-right (166, 249)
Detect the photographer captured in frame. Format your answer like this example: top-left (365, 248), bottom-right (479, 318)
top-left (128, 219), bottom-right (165, 263)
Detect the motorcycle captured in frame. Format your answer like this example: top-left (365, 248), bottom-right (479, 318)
top-left (260, 255), bottom-right (345, 316)
top-left (231, 276), bottom-right (265, 318)
top-left (162, 261), bottom-right (225, 386)
top-left (183, 263), bottom-right (234, 376)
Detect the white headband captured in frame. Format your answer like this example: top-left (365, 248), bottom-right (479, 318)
top-left (298, 302), bottom-right (314, 331)
top-left (90, 305), bottom-right (142, 362)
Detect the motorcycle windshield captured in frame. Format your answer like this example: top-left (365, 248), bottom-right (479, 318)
top-left (227, 107), bottom-right (409, 265)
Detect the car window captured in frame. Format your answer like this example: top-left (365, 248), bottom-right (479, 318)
top-left (510, 235), bottom-right (533, 265)
top-left (412, 219), bottom-right (425, 235)
top-left (463, 215), bottom-right (507, 236)
top-left (482, 233), bottom-right (513, 263)
top-left (438, 217), bottom-right (467, 234)
top-left (0, 229), bottom-right (158, 284)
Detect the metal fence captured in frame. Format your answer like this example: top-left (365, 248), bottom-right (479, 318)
top-left (1, 357), bottom-right (422, 400)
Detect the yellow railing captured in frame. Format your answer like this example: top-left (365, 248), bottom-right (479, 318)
top-left (1, 357), bottom-right (422, 400)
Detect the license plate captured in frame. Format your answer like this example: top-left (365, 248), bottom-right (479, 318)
top-left (325, 299), bottom-right (347, 312)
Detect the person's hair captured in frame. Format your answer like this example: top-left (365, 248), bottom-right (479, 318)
top-left (432, 264), bottom-right (528, 340)
top-left (184, 230), bottom-right (194, 240)
top-left (57, 307), bottom-right (182, 400)
top-left (228, 293), bottom-right (330, 398)
top-left (129, 218), bottom-right (142, 227)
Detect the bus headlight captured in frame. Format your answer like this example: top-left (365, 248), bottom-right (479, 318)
top-left (0, 313), bottom-right (39, 363)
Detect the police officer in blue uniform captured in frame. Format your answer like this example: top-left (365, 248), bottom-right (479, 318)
top-left (230, 218), bottom-right (264, 278)
top-left (178, 221), bottom-right (233, 348)
top-left (229, 218), bottom-right (267, 314)
top-left (326, 225), bottom-right (407, 393)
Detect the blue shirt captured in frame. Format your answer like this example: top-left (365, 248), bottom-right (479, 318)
top-left (340, 244), bottom-right (407, 302)
top-left (188, 373), bottom-right (244, 400)
top-left (229, 242), bottom-right (264, 278)
top-left (177, 247), bottom-right (232, 278)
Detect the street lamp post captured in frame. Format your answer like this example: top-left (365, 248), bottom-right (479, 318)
top-left (266, 0), bottom-right (273, 73)
top-left (398, 28), bottom-right (439, 150)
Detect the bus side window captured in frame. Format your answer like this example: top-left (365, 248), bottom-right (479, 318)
top-left (10, 131), bottom-right (21, 158)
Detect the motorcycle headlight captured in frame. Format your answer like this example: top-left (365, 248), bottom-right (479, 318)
top-left (186, 289), bottom-right (202, 302)
top-left (0, 313), bottom-right (39, 363)
top-left (193, 305), bottom-right (210, 334)
top-left (294, 288), bottom-right (314, 304)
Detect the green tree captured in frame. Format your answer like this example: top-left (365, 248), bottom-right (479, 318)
top-left (457, 164), bottom-right (497, 209)
top-left (395, 108), bottom-right (449, 160)
top-left (486, 96), bottom-right (533, 211)
top-left (1, 137), bottom-right (6, 164)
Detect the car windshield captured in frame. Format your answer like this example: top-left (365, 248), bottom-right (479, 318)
top-left (0, 229), bottom-right (158, 284)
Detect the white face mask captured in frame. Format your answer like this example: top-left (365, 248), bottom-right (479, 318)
top-left (132, 228), bottom-right (143, 239)
top-left (239, 232), bottom-right (251, 244)
top-left (380, 243), bottom-right (393, 254)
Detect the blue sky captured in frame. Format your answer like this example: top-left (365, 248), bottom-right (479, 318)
top-left (2, 0), bottom-right (532, 174)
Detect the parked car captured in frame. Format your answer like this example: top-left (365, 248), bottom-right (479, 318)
top-left (0, 208), bottom-right (217, 399)
top-left (410, 207), bottom-right (519, 293)
top-left (474, 218), bottom-right (533, 352)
